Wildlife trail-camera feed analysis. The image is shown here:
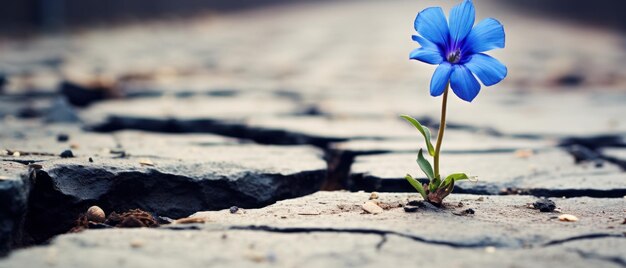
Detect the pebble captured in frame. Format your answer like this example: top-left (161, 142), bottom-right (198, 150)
top-left (60, 150), bottom-right (74, 158)
top-left (139, 159), bottom-right (154, 166)
top-left (515, 149), bottom-right (534, 158)
top-left (369, 192), bottom-right (379, 200)
top-left (453, 208), bottom-right (475, 216)
top-left (485, 246), bottom-right (496, 253)
top-left (403, 206), bottom-right (419, 213)
top-left (129, 239), bottom-right (144, 248)
top-left (86, 206), bottom-right (106, 223)
top-left (173, 217), bottom-right (206, 224)
top-left (407, 200), bottom-right (421, 206)
top-left (532, 198), bottom-right (556, 212)
top-left (362, 201), bottom-right (383, 214)
top-left (57, 134), bottom-right (69, 142)
top-left (558, 214), bottom-right (579, 222)
top-left (230, 206), bottom-right (239, 214)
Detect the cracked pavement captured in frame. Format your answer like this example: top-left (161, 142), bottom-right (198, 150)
top-left (0, 0), bottom-right (625, 267)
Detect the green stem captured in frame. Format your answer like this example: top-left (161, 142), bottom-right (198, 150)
top-left (433, 83), bottom-right (449, 179)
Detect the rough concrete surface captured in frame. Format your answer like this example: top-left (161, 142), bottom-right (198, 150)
top-left (0, 0), bottom-right (625, 266)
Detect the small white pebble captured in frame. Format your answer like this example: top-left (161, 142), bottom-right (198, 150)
top-left (139, 159), bottom-right (154, 166)
top-left (485, 246), bottom-right (496, 253)
top-left (514, 149), bottom-right (533, 158)
top-left (558, 214), bottom-right (579, 222)
top-left (369, 192), bottom-right (379, 200)
top-left (362, 201), bottom-right (383, 214)
top-left (130, 239), bottom-right (144, 248)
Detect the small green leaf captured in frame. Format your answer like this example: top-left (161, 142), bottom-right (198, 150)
top-left (440, 173), bottom-right (469, 189)
top-left (430, 175), bottom-right (441, 193)
top-left (442, 173), bottom-right (469, 185)
top-left (400, 115), bottom-right (435, 156)
top-left (405, 174), bottom-right (427, 200)
top-left (441, 179), bottom-right (455, 199)
top-left (416, 149), bottom-right (434, 181)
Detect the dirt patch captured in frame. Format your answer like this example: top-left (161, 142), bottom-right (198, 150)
top-left (70, 208), bottom-right (159, 233)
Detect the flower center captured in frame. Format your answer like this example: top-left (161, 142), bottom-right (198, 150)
top-left (447, 49), bottom-right (462, 64)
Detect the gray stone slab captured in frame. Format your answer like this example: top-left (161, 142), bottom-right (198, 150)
top-left (350, 149), bottom-right (626, 196)
top-left (2, 230), bottom-right (625, 268)
top-left (20, 142), bottom-right (327, 243)
top-left (1, 192), bottom-right (624, 267)
top-left (80, 94), bottom-right (302, 128)
top-left (245, 116), bottom-right (420, 141)
top-left (1, 123), bottom-right (117, 163)
top-left (331, 130), bottom-right (556, 155)
top-left (111, 130), bottom-right (242, 158)
top-left (0, 162), bottom-right (31, 255)
top-left (1, 126), bottom-right (328, 249)
top-left (318, 92), bottom-right (626, 138)
top-left (191, 192), bottom-right (626, 248)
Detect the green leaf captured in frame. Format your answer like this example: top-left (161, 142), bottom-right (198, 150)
top-left (440, 173), bottom-right (469, 190)
top-left (405, 174), bottom-right (427, 200)
top-left (430, 175), bottom-right (441, 193)
top-left (400, 115), bottom-right (435, 156)
top-left (416, 149), bottom-right (434, 181)
top-left (441, 179), bottom-right (455, 199)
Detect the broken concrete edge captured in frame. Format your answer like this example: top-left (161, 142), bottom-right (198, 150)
top-left (0, 161), bottom-right (328, 255)
top-left (322, 147), bottom-right (550, 191)
top-left (79, 114), bottom-right (626, 193)
top-left (349, 173), bottom-right (626, 198)
top-left (0, 173), bottom-right (31, 256)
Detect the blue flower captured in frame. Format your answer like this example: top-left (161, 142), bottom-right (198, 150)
top-left (410, 0), bottom-right (507, 102)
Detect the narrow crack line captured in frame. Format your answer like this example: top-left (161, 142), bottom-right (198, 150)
top-left (541, 233), bottom-right (626, 247)
top-left (228, 225), bottom-right (499, 249)
top-left (570, 249), bottom-right (626, 267)
top-left (375, 234), bottom-right (387, 251)
top-left (1, 159), bottom-right (43, 165)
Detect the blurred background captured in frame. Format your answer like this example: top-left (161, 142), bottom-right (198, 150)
top-left (0, 0), bottom-right (624, 34)
top-left (0, 0), bottom-right (625, 136)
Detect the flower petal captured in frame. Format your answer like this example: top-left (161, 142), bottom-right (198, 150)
top-left (448, 0), bottom-right (475, 44)
top-left (464, 53), bottom-right (507, 86)
top-left (450, 65), bottom-right (481, 102)
top-left (414, 7), bottom-right (450, 47)
top-left (430, 62), bottom-right (453, 97)
top-left (463, 18), bottom-right (505, 54)
top-left (410, 35), bottom-right (444, 64)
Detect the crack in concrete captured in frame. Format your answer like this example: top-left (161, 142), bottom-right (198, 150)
top-left (228, 225), bottom-right (511, 249)
top-left (226, 225), bottom-right (626, 250)
top-left (351, 175), bottom-right (626, 198)
top-left (15, 165), bottom-right (326, 247)
top-left (375, 234), bottom-right (388, 251)
top-left (560, 136), bottom-right (626, 171)
top-left (542, 233), bottom-right (626, 247)
top-left (89, 116), bottom-right (347, 149)
top-left (570, 249), bottom-right (626, 267)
